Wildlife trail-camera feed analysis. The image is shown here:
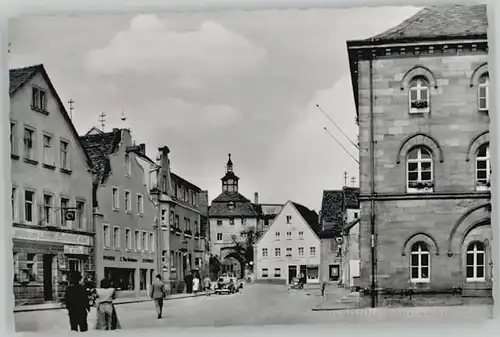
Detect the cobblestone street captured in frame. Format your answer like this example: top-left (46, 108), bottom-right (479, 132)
top-left (15, 284), bottom-right (493, 332)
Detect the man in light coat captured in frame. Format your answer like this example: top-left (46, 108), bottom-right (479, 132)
top-left (150, 274), bottom-right (167, 319)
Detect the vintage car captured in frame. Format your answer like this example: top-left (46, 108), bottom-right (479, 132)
top-left (214, 273), bottom-right (243, 295)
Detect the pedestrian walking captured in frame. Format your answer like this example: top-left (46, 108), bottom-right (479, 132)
top-left (95, 279), bottom-right (121, 330)
top-left (192, 274), bottom-right (200, 294)
top-left (203, 276), bottom-right (211, 296)
top-left (64, 271), bottom-right (90, 332)
top-left (150, 274), bottom-right (167, 319)
top-left (321, 282), bottom-right (326, 297)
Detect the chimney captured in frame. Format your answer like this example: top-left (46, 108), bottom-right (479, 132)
top-left (254, 192), bottom-right (259, 205)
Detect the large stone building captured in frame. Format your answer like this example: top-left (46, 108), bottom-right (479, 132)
top-left (80, 128), bottom-right (157, 297)
top-left (10, 64), bottom-right (95, 304)
top-left (347, 5), bottom-right (492, 306)
top-left (208, 154), bottom-right (281, 277)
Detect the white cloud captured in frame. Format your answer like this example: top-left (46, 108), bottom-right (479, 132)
top-left (147, 97), bottom-right (242, 128)
top-left (84, 14), bottom-right (268, 83)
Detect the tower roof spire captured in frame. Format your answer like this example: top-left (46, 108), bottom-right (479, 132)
top-left (227, 153), bottom-right (233, 166)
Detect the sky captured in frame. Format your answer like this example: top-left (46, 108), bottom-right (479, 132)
top-left (8, 6), bottom-right (420, 211)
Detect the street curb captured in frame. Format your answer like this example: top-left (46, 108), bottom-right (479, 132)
top-left (13, 292), bottom-right (212, 313)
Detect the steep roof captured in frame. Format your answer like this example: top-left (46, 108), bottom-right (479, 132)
top-left (209, 199), bottom-right (260, 218)
top-left (343, 187), bottom-right (360, 209)
top-left (171, 172), bottom-right (202, 192)
top-left (367, 5), bottom-right (487, 43)
top-left (320, 190), bottom-right (344, 226)
top-left (291, 202), bottom-right (320, 236)
top-left (9, 64), bottom-right (94, 169)
top-left (79, 128), bottom-right (122, 186)
top-left (212, 191), bottom-right (250, 203)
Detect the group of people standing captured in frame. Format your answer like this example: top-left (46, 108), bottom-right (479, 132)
top-left (64, 271), bottom-right (215, 332)
top-left (64, 272), bottom-right (121, 332)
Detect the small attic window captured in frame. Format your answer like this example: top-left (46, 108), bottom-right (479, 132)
top-left (228, 202), bottom-right (235, 211)
top-left (31, 86), bottom-right (47, 112)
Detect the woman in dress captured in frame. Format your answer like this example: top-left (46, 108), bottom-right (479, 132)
top-left (95, 278), bottom-right (121, 330)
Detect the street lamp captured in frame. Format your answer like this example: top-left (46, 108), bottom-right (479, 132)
top-left (150, 187), bottom-right (163, 279)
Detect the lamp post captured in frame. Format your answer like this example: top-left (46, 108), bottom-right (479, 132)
top-left (150, 188), bottom-right (163, 278)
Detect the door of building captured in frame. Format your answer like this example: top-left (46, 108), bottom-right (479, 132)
top-left (43, 255), bottom-right (53, 301)
top-left (329, 264), bottom-right (340, 281)
top-left (299, 265), bottom-right (307, 283)
top-left (288, 265), bottom-right (297, 284)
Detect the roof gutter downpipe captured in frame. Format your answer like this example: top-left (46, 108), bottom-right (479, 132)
top-left (369, 50), bottom-right (377, 309)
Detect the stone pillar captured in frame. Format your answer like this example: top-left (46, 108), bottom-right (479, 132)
top-left (134, 268), bottom-right (140, 296)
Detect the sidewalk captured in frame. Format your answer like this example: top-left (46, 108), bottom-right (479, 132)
top-left (14, 291), bottom-right (214, 313)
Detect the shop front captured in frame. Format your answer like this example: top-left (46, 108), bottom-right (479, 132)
top-left (98, 254), bottom-right (156, 298)
top-left (12, 226), bottom-right (93, 305)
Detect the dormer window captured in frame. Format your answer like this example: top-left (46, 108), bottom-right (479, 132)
top-left (409, 77), bottom-right (430, 113)
top-left (478, 74), bottom-right (489, 112)
top-left (228, 202), bottom-right (235, 211)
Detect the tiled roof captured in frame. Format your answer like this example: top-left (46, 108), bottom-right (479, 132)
top-left (209, 200), bottom-right (260, 218)
top-left (343, 187), bottom-right (360, 209)
top-left (367, 5), bottom-right (487, 42)
top-left (221, 171), bottom-right (239, 181)
top-left (292, 202), bottom-right (320, 236)
top-left (79, 129), bottom-right (122, 186)
top-left (320, 190), bottom-right (343, 226)
top-left (9, 64), bottom-right (42, 95)
top-left (171, 172), bottom-right (202, 192)
top-left (212, 191), bottom-right (250, 203)
top-left (9, 64), bottom-right (94, 170)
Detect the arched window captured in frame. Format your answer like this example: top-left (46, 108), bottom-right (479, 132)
top-left (407, 147), bottom-right (433, 192)
top-left (228, 202), bottom-right (235, 211)
top-left (478, 74), bottom-right (489, 111)
top-left (466, 242), bottom-right (485, 281)
top-left (476, 143), bottom-right (491, 191)
top-left (410, 242), bottom-right (430, 282)
top-left (409, 77), bottom-right (430, 113)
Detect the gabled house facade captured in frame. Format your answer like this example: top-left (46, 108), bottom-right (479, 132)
top-left (254, 201), bottom-right (320, 284)
top-left (10, 64), bottom-right (95, 305)
top-left (347, 5), bottom-right (492, 306)
top-left (80, 128), bottom-right (157, 298)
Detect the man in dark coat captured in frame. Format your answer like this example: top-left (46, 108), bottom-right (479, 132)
top-left (64, 271), bottom-right (90, 332)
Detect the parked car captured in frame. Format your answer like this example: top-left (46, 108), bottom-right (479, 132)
top-left (214, 273), bottom-right (243, 295)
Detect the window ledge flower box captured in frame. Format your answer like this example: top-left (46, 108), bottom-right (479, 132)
top-left (407, 181), bottom-right (434, 193)
top-left (175, 227), bottom-right (182, 235)
top-left (184, 230), bottom-right (193, 238)
top-left (411, 100), bottom-right (428, 109)
top-left (170, 225), bottom-right (176, 232)
top-left (194, 232), bottom-right (200, 240)
top-left (476, 181), bottom-right (491, 191)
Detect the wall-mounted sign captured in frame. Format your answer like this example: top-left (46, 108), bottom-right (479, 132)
top-left (63, 245), bottom-right (89, 255)
top-left (13, 227), bottom-right (91, 246)
top-left (120, 257), bottom-right (138, 263)
top-left (103, 256), bottom-right (115, 261)
top-left (143, 259), bottom-right (154, 264)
